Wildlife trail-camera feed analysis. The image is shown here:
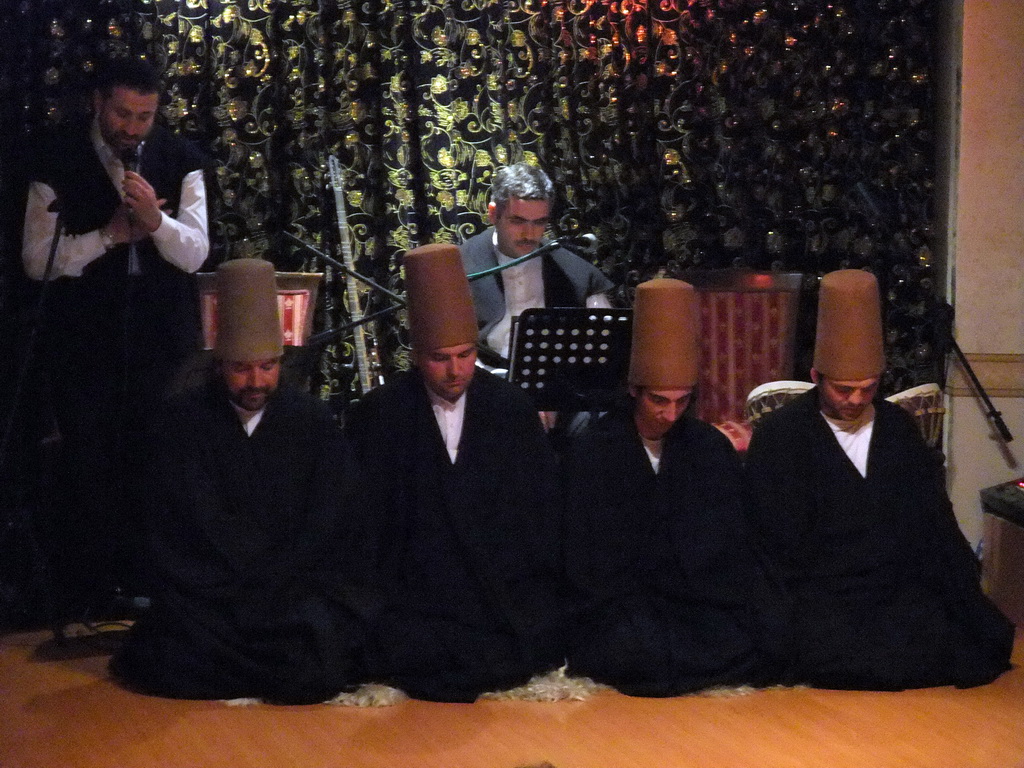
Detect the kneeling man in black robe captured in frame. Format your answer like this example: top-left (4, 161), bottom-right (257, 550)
top-left (345, 244), bottom-right (568, 702)
top-left (562, 278), bottom-right (790, 696)
top-left (745, 269), bottom-right (1014, 690)
top-left (111, 259), bottom-right (365, 703)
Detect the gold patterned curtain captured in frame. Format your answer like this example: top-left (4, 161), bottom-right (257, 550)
top-left (1, 0), bottom-right (943, 408)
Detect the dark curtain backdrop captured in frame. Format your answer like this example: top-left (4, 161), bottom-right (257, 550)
top-left (0, 0), bottom-right (947, 630)
top-left (1, 0), bottom-right (943, 409)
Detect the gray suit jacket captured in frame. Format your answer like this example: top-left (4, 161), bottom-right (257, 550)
top-left (460, 227), bottom-right (614, 346)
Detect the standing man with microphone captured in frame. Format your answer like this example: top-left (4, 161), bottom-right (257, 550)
top-left (21, 57), bottom-right (210, 627)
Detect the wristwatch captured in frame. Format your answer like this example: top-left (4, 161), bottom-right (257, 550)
top-left (99, 227), bottom-right (115, 251)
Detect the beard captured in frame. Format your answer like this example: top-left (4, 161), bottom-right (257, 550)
top-left (230, 386), bottom-right (275, 413)
top-left (435, 378), bottom-right (470, 402)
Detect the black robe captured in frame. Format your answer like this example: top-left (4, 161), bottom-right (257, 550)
top-left (344, 369), bottom-right (569, 702)
top-left (562, 408), bottom-right (791, 696)
top-left (110, 381), bottom-right (365, 703)
top-left (745, 389), bottom-right (1014, 690)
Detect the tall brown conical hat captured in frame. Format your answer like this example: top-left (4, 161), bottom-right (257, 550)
top-left (214, 258), bottom-right (283, 361)
top-left (813, 269), bottom-right (885, 380)
top-left (628, 278), bottom-right (700, 388)
top-left (404, 243), bottom-right (478, 351)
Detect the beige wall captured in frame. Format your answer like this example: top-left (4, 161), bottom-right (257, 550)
top-left (948, 0), bottom-right (1024, 546)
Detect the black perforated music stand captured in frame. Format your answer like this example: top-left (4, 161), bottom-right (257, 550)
top-left (508, 308), bottom-right (633, 412)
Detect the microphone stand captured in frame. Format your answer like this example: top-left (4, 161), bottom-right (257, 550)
top-left (0, 201), bottom-right (64, 640)
top-left (284, 232), bottom-right (406, 307)
top-left (934, 301), bottom-right (1013, 442)
top-left (466, 237), bottom-right (584, 282)
top-left (306, 305), bottom-right (404, 348)
top-left (1, 205), bottom-right (64, 473)
top-left (953, 340), bottom-right (1013, 442)
top-left (283, 232), bottom-right (406, 349)
top-left (856, 180), bottom-right (1012, 443)
top-left (283, 232), bottom-right (593, 362)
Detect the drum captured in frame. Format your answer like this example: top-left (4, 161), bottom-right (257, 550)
top-left (885, 382), bottom-right (945, 448)
top-left (744, 380), bottom-right (815, 428)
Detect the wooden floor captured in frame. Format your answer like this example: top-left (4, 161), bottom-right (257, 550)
top-left (3, 627), bottom-right (1024, 768)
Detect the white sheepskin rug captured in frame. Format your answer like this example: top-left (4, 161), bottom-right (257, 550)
top-left (478, 665), bottom-right (611, 702)
top-left (220, 684), bottom-right (409, 708)
top-left (222, 697), bottom-right (262, 707)
top-left (693, 683), bottom-right (806, 698)
top-left (325, 683), bottom-right (409, 707)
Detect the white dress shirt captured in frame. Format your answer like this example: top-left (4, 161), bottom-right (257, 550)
top-left (484, 231), bottom-right (612, 359)
top-left (821, 406), bottom-right (875, 478)
top-left (232, 405), bottom-right (266, 437)
top-left (641, 435), bottom-right (664, 474)
top-left (21, 117), bottom-right (209, 281)
top-left (426, 386), bottom-right (467, 463)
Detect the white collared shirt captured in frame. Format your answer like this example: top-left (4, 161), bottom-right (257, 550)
top-left (640, 435), bottom-right (664, 474)
top-left (821, 407), bottom-right (875, 477)
top-left (426, 386), bottom-right (467, 463)
top-left (232, 404), bottom-right (266, 437)
top-left (484, 231), bottom-right (612, 358)
top-left (21, 116), bottom-right (209, 280)
top-left (485, 232), bottom-right (546, 359)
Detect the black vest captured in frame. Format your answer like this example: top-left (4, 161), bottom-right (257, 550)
top-left (32, 121), bottom-right (207, 363)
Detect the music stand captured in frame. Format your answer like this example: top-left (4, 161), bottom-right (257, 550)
top-left (508, 308), bottom-right (632, 412)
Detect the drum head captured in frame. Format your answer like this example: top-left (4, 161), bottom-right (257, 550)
top-left (745, 380), bottom-right (814, 426)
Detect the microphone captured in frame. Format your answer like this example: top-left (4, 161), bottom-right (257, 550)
top-left (467, 233), bottom-right (599, 283)
top-left (556, 233), bottom-right (598, 253)
top-left (120, 142), bottom-right (144, 275)
top-left (120, 141), bottom-right (144, 174)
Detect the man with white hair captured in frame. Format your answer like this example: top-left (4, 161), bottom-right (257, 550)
top-left (460, 162), bottom-right (613, 365)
